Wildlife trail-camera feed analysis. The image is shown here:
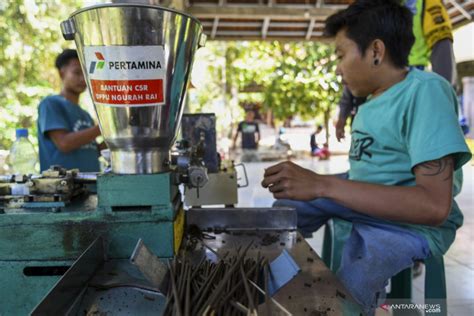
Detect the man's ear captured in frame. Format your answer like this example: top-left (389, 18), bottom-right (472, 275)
top-left (59, 68), bottom-right (65, 80)
top-left (370, 39), bottom-right (386, 66)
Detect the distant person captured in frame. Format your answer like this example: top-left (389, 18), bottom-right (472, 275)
top-left (232, 110), bottom-right (261, 162)
top-left (458, 92), bottom-right (470, 135)
top-left (335, 0), bottom-right (457, 141)
top-left (273, 127), bottom-right (292, 160)
top-left (37, 49), bottom-right (103, 172)
top-left (275, 127), bottom-right (291, 151)
top-left (310, 125), bottom-right (330, 160)
top-left (310, 125), bottom-right (323, 154)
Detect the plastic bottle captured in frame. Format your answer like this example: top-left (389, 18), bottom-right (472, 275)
top-left (8, 128), bottom-right (38, 175)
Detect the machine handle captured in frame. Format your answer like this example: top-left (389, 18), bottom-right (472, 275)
top-left (60, 19), bottom-right (76, 41)
top-left (234, 163), bottom-right (249, 188)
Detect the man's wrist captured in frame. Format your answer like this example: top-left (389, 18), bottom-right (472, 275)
top-left (93, 125), bottom-right (101, 137)
top-left (337, 113), bottom-right (348, 125)
top-left (315, 174), bottom-right (333, 199)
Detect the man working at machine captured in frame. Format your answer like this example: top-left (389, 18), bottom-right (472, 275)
top-left (38, 49), bottom-right (103, 172)
top-left (262, 0), bottom-right (471, 314)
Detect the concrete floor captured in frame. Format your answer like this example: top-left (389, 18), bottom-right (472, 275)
top-left (235, 155), bottom-right (474, 315)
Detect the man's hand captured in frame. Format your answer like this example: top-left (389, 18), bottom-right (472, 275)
top-left (97, 141), bottom-right (108, 151)
top-left (335, 118), bottom-right (345, 142)
top-left (261, 161), bottom-right (323, 200)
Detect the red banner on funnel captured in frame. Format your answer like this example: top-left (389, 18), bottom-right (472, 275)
top-left (90, 79), bottom-right (164, 105)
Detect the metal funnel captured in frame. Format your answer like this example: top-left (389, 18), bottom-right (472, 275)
top-left (61, 4), bottom-right (205, 174)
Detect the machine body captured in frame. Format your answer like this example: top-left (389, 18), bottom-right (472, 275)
top-left (0, 4), bottom-right (203, 314)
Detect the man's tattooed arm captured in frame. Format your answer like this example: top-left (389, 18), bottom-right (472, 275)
top-left (414, 156), bottom-right (454, 182)
top-left (308, 155), bottom-right (455, 225)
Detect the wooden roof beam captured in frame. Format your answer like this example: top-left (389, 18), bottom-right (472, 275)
top-left (211, 17), bottom-right (219, 39)
top-left (189, 2), bottom-right (345, 10)
top-left (306, 18), bottom-right (316, 40)
top-left (447, 0), bottom-right (472, 20)
top-left (262, 17), bottom-right (270, 39)
top-left (188, 6), bottom-right (337, 19)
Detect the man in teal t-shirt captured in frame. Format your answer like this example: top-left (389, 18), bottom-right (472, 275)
top-left (348, 69), bottom-right (469, 256)
top-left (261, 1), bottom-right (471, 315)
top-left (37, 49), bottom-right (102, 172)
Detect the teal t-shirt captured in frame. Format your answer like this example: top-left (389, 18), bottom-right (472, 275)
top-left (348, 69), bottom-right (472, 256)
top-left (37, 95), bottom-right (100, 172)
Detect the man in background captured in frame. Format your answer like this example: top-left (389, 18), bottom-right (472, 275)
top-left (232, 110), bottom-right (261, 162)
top-left (37, 49), bottom-right (102, 172)
top-left (310, 125), bottom-right (323, 155)
top-left (311, 125), bottom-right (330, 160)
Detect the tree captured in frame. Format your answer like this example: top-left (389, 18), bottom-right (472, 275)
top-left (0, 0), bottom-right (83, 150)
top-left (189, 41), bottom-right (342, 145)
top-left (260, 42), bottom-right (340, 145)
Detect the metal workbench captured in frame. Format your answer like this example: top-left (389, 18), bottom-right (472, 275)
top-left (32, 208), bottom-right (363, 315)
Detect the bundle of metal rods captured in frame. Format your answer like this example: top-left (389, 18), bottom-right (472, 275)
top-left (163, 241), bottom-right (272, 316)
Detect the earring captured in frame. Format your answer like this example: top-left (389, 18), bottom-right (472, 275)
top-left (374, 59), bottom-right (379, 66)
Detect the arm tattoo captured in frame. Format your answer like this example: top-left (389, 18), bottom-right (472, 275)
top-left (418, 158), bottom-right (454, 181)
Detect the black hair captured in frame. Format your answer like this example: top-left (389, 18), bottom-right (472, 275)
top-left (55, 49), bottom-right (79, 70)
top-left (324, 0), bottom-right (415, 68)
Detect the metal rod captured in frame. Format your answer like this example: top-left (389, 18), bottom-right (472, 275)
top-left (229, 300), bottom-right (249, 314)
top-left (167, 260), bottom-right (183, 316)
top-left (197, 242), bottom-right (253, 315)
top-left (248, 280), bottom-right (292, 316)
top-left (215, 256), bottom-right (262, 310)
top-left (239, 263), bottom-right (256, 313)
top-left (185, 262), bottom-right (191, 316)
top-left (264, 264), bottom-right (272, 316)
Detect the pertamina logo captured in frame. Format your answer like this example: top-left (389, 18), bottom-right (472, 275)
top-left (89, 52), bottom-right (105, 74)
top-left (86, 46), bottom-right (166, 106)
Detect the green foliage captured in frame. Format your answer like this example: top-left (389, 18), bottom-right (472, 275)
top-left (264, 42), bottom-right (340, 121)
top-left (0, 0), bottom-right (83, 149)
top-left (189, 41), bottom-right (341, 131)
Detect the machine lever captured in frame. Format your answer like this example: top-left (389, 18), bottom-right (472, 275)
top-left (196, 177), bottom-right (200, 199)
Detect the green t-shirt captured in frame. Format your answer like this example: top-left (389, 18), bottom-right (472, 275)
top-left (348, 69), bottom-right (472, 256)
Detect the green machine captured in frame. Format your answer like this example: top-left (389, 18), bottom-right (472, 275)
top-left (0, 3), bottom-right (207, 314)
top-left (0, 169), bottom-right (189, 314)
